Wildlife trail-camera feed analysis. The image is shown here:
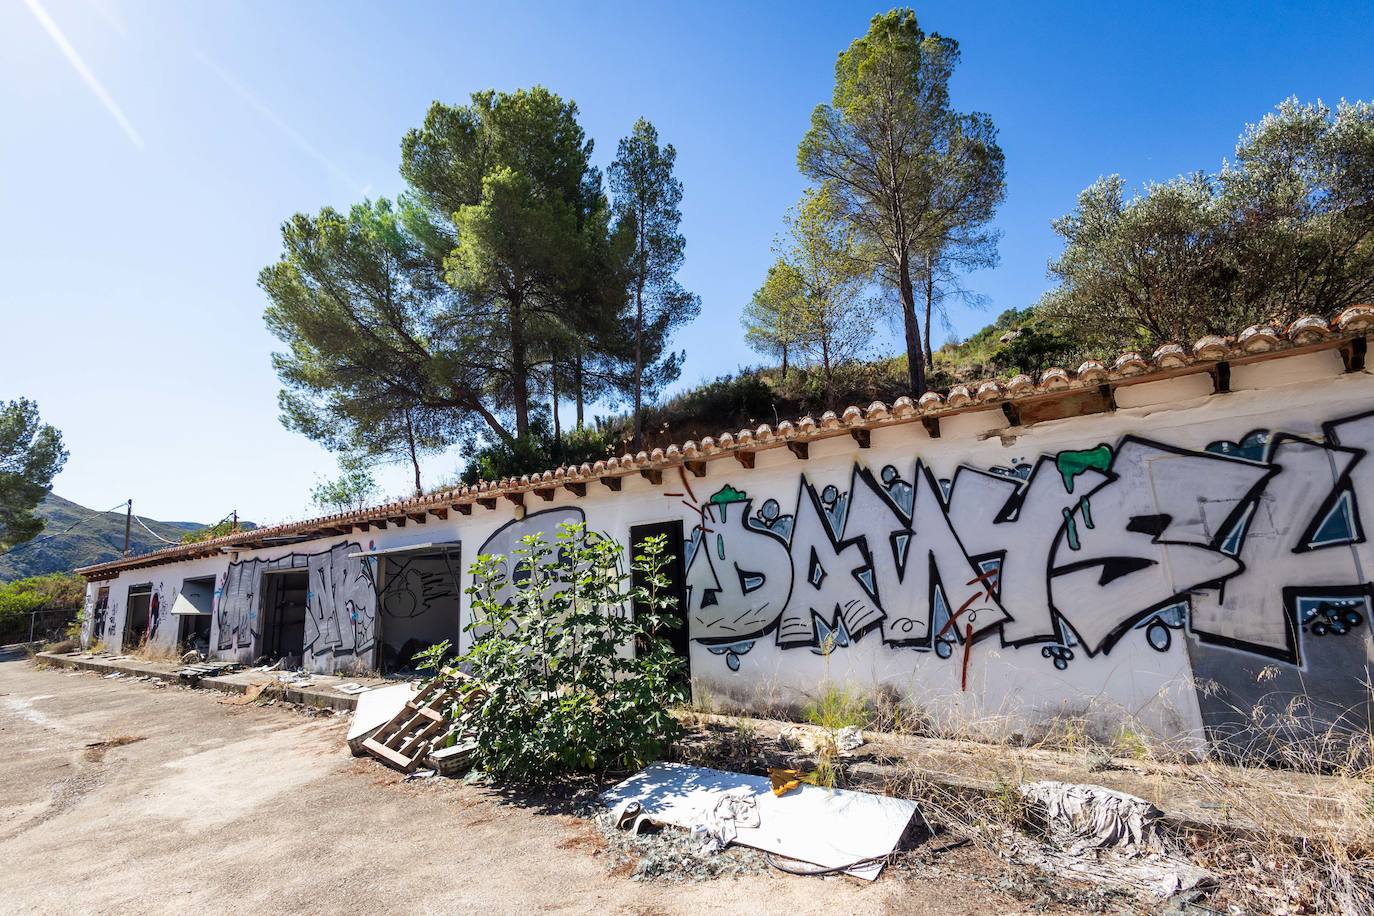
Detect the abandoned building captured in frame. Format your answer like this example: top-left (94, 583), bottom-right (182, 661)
top-left (80, 307), bottom-right (1374, 756)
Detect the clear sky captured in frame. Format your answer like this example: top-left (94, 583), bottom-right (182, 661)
top-left (3, 0), bottom-right (1371, 526)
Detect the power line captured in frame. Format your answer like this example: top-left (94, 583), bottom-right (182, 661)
top-left (0, 500), bottom-right (132, 557)
top-left (4, 499), bottom-right (245, 560)
top-left (130, 511), bottom-right (180, 545)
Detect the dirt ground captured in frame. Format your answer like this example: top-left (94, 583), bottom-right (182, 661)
top-left (0, 649), bottom-right (1115, 915)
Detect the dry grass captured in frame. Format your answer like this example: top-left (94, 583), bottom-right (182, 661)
top-left (130, 642), bottom-right (185, 663)
top-left (681, 668), bottom-right (1374, 913)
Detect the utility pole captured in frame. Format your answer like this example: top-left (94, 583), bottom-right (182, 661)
top-left (231, 509), bottom-right (238, 533)
top-left (123, 499), bottom-right (132, 556)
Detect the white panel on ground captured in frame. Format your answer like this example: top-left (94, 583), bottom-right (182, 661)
top-left (345, 683), bottom-right (418, 754)
top-left (601, 762), bottom-right (917, 879)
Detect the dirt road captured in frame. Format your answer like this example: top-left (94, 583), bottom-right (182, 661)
top-left (0, 650), bottom-right (1070, 914)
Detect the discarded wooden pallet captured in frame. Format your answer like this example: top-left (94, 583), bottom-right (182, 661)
top-left (176, 661), bottom-right (240, 683)
top-left (360, 669), bottom-right (478, 772)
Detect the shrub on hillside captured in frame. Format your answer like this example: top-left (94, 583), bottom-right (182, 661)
top-left (457, 420), bottom-right (617, 485)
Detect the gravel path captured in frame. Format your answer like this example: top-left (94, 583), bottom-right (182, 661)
top-left (0, 649), bottom-right (1095, 914)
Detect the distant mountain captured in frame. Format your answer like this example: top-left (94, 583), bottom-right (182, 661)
top-left (0, 494), bottom-right (253, 581)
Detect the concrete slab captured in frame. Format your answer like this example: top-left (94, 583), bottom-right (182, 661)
top-left (36, 651), bottom-right (389, 711)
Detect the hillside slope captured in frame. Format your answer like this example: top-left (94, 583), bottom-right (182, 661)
top-left (0, 494), bottom-right (225, 580)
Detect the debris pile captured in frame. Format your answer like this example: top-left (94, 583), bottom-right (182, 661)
top-left (595, 808), bottom-right (770, 882)
top-left (1004, 780), bottom-right (1216, 900)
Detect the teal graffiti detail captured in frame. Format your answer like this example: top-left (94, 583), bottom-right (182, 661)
top-left (1056, 445), bottom-right (1112, 493)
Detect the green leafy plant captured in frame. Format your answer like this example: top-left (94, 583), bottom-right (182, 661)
top-left (450, 523), bottom-right (687, 781)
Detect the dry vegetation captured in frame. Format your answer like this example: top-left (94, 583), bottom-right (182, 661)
top-left (673, 674), bottom-right (1374, 913)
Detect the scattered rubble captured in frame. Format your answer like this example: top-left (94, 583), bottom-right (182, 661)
top-left (594, 808), bottom-right (771, 882)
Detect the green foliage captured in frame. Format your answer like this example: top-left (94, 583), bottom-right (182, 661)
top-left (0, 572), bottom-right (83, 641)
top-left (803, 682), bottom-right (873, 732)
top-left (180, 518), bottom-right (240, 544)
top-left (608, 117), bottom-right (700, 449)
top-left (457, 418), bottom-right (616, 486)
top-left (454, 524), bottom-right (687, 781)
top-left (311, 462), bottom-right (379, 513)
top-left (263, 195), bottom-right (486, 494)
top-left (798, 8), bottom-right (1004, 395)
top-left (745, 187), bottom-right (878, 408)
top-left (1039, 98), bottom-right (1374, 351)
top-left (409, 88), bottom-right (611, 441)
top-left (0, 399), bottom-right (68, 551)
top-left (742, 261), bottom-right (805, 376)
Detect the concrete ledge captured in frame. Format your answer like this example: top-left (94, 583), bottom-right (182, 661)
top-left (37, 651), bottom-right (388, 711)
top-left (680, 711), bottom-right (1365, 845)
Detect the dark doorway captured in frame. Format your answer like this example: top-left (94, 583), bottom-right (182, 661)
top-left (630, 521), bottom-right (690, 678)
top-left (260, 571), bottom-right (309, 663)
top-left (377, 547), bottom-right (463, 674)
top-left (176, 576), bottom-right (216, 654)
top-left (125, 584), bottom-right (152, 648)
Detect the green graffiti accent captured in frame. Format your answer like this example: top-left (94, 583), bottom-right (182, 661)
top-left (1061, 506), bottom-right (1081, 551)
top-left (1056, 445), bottom-right (1112, 493)
top-left (709, 484), bottom-right (747, 521)
top-left (716, 532), bottom-right (725, 561)
top-left (1080, 495), bottom-right (1094, 529)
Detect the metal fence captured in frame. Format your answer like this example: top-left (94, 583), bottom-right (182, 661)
top-left (1, 606), bottom-right (81, 646)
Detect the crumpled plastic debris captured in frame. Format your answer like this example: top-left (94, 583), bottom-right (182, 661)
top-left (1011, 781), bottom-right (1216, 899)
top-left (836, 726), bottom-right (864, 752)
top-left (1019, 780), bottom-right (1165, 854)
top-left (692, 788), bottom-right (760, 853)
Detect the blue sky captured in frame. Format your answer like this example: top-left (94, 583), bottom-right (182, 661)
top-left (3, 1), bottom-right (1371, 525)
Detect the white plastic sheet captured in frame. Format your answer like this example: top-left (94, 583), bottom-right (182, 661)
top-left (602, 762), bottom-right (917, 879)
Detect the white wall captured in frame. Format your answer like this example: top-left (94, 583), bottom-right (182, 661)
top-left (83, 363), bottom-right (1374, 752)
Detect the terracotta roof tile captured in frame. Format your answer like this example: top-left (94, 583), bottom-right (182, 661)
top-left (77, 306), bottom-right (1374, 579)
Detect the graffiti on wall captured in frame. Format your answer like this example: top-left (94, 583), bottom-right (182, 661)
top-left (684, 410), bottom-right (1374, 680)
top-left (215, 541), bottom-right (377, 665)
top-left (377, 550), bottom-right (463, 667)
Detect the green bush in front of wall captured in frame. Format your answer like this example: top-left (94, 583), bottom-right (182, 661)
top-left (440, 522), bottom-right (687, 781)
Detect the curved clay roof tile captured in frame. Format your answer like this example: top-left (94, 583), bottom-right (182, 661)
top-left (1237, 325), bottom-right (1281, 353)
top-left (1075, 361), bottom-right (1107, 383)
top-left (1152, 343), bottom-right (1190, 368)
top-left (1039, 367), bottom-right (1071, 390)
top-left (1336, 304), bottom-right (1374, 332)
top-left (1006, 374), bottom-right (1035, 396)
top-left (1192, 335), bottom-right (1230, 360)
top-left (1113, 352), bottom-right (1149, 376)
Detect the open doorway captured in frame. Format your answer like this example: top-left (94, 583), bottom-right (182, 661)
top-left (630, 521), bottom-right (690, 681)
top-left (124, 584), bottom-right (152, 649)
top-left (259, 570), bottom-right (308, 665)
top-left (374, 545), bottom-right (463, 674)
top-left (173, 576), bottom-right (216, 656)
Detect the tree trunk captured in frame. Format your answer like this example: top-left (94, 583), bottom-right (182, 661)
top-left (509, 294), bottom-right (529, 439)
top-left (551, 358), bottom-right (562, 442)
top-left (573, 348), bottom-right (585, 430)
top-left (404, 408), bottom-right (422, 496)
top-left (631, 280), bottom-right (646, 452)
top-left (821, 336), bottom-right (834, 410)
top-left (922, 253), bottom-right (935, 366)
top-left (781, 341), bottom-right (789, 380)
top-left (898, 252), bottom-right (927, 397)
